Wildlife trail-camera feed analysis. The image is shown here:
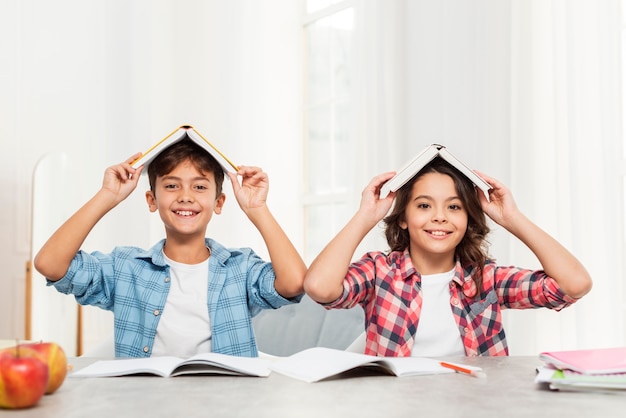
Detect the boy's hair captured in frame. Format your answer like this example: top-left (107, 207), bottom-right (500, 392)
top-left (147, 139), bottom-right (225, 197)
top-left (383, 157), bottom-right (490, 291)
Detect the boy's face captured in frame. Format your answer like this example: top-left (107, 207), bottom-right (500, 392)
top-left (399, 172), bottom-right (468, 273)
top-left (145, 159), bottom-right (225, 240)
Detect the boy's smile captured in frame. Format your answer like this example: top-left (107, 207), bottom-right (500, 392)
top-left (146, 159), bottom-right (225, 241)
top-left (400, 172), bottom-right (468, 274)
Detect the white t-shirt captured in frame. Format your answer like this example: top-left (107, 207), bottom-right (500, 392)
top-left (411, 268), bottom-right (465, 357)
top-left (151, 253), bottom-right (212, 357)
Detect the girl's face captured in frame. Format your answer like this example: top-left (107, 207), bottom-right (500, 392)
top-left (400, 172), bottom-right (468, 274)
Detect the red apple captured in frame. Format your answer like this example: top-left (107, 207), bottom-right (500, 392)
top-left (0, 345), bottom-right (49, 409)
top-left (20, 342), bottom-right (67, 394)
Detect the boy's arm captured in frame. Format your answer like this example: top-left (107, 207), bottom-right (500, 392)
top-left (33, 155), bottom-right (143, 281)
top-left (304, 172), bottom-right (396, 303)
top-left (228, 166), bottom-right (305, 298)
top-left (476, 171), bottom-right (593, 299)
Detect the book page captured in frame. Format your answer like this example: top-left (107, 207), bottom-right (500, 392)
top-left (131, 127), bottom-right (187, 171)
top-left (71, 353), bottom-right (271, 378)
top-left (71, 356), bottom-right (184, 377)
top-left (270, 347), bottom-right (377, 382)
top-left (376, 357), bottom-right (454, 377)
top-left (379, 145), bottom-right (440, 198)
top-left (270, 347), bottom-right (455, 383)
top-left (175, 352), bottom-right (271, 377)
top-left (437, 148), bottom-right (491, 198)
top-left (186, 129), bottom-right (239, 172)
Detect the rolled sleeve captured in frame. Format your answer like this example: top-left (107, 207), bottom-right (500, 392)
top-left (245, 252), bottom-right (302, 312)
top-left (47, 250), bottom-right (115, 310)
top-left (492, 264), bottom-right (577, 311)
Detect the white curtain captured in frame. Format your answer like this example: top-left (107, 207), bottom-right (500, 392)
top-left (505, 0), bottom-right (624, 354)
top-left (350, 0), bottom-right (408, 254)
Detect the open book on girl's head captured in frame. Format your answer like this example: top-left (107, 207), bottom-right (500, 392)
top-left (380, 144), bottom-right (492, 200)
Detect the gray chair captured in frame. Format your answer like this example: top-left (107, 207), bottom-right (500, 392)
top-left (252, 295), bottom-right (364, 356)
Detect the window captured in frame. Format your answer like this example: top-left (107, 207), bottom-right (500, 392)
top-left (303, 0), bottom-right (354, 263)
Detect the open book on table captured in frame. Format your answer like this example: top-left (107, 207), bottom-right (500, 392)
top-left (379, 144), bottom-right (491, 199)
top-left (71, 352), bottom-right (271, 378)
top-left (131, 125), bottom-right (239, 175)
top-left (269, 347), bottom-right (482, 383)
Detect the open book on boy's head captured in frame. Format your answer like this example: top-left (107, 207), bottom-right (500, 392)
top-left (379, 144), bottom-right (492, 200)
top-left (131, 125), bottom-right (239, 176)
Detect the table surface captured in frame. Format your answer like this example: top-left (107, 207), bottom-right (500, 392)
top-left (6, 356), bottom-right (625, 418)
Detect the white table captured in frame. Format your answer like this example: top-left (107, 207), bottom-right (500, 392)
top-left (11, 356), bottom-right (625, 418)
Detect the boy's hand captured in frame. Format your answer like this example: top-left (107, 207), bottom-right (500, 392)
top-left (101, 153), bottom-right (143, 204)
top-left (228, 166), bottom-right (269, 213)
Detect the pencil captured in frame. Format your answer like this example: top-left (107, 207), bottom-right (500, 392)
top-left (440, 361), bottom-right (486, 378)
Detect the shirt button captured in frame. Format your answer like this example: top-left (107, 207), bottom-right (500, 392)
top-left (153, 309), bottom-right (160, 316)
top-left (143, 346), bottom-right (150, 353)
top-left (452, 298), bottom-right (459, 305)
top-left (164, 277), bottom-right (170, 283)
top-left (464, 327), bottom-right (469, 333)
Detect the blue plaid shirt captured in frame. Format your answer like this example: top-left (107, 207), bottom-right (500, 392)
top-left (49, 238), bottom-right (300, 357)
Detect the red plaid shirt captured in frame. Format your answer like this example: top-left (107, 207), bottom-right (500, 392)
top-left (324, 250), bottom-right (577, 357)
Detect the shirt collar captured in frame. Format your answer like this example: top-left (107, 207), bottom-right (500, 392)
top-left (134, 238), bottom-right (232, 267)
top-left (396, 249), bottom-right (467, 285)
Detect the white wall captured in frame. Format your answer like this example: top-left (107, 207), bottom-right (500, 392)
top-left (0, 0), bottom-right (303, 355)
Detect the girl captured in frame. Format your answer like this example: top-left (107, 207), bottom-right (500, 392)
top-left (303, 157), bottom-right (592, 357)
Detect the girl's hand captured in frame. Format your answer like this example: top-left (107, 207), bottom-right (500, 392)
top-left (357, 172), bottom-right (397, 224)
top-left (475, 170), bottom-right (521, 228)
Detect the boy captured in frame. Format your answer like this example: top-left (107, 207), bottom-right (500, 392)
top-left (34, 140), bottom-right (305, 358)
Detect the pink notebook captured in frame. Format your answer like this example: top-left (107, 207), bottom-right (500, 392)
top-left (539, 347), bottom-right (626, 375)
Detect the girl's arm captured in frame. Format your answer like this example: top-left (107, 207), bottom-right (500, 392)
top-left (476, 172), bottom-right (592, 299)
top-left (34, 154), bottom-right (143, 281)
top-left (228, 166), bottom-right (306, 299)
top-left (304, 172), bottom-right (397, 303)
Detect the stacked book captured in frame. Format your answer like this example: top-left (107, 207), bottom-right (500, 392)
top-left (536, 347), bottom-right (626, 393)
